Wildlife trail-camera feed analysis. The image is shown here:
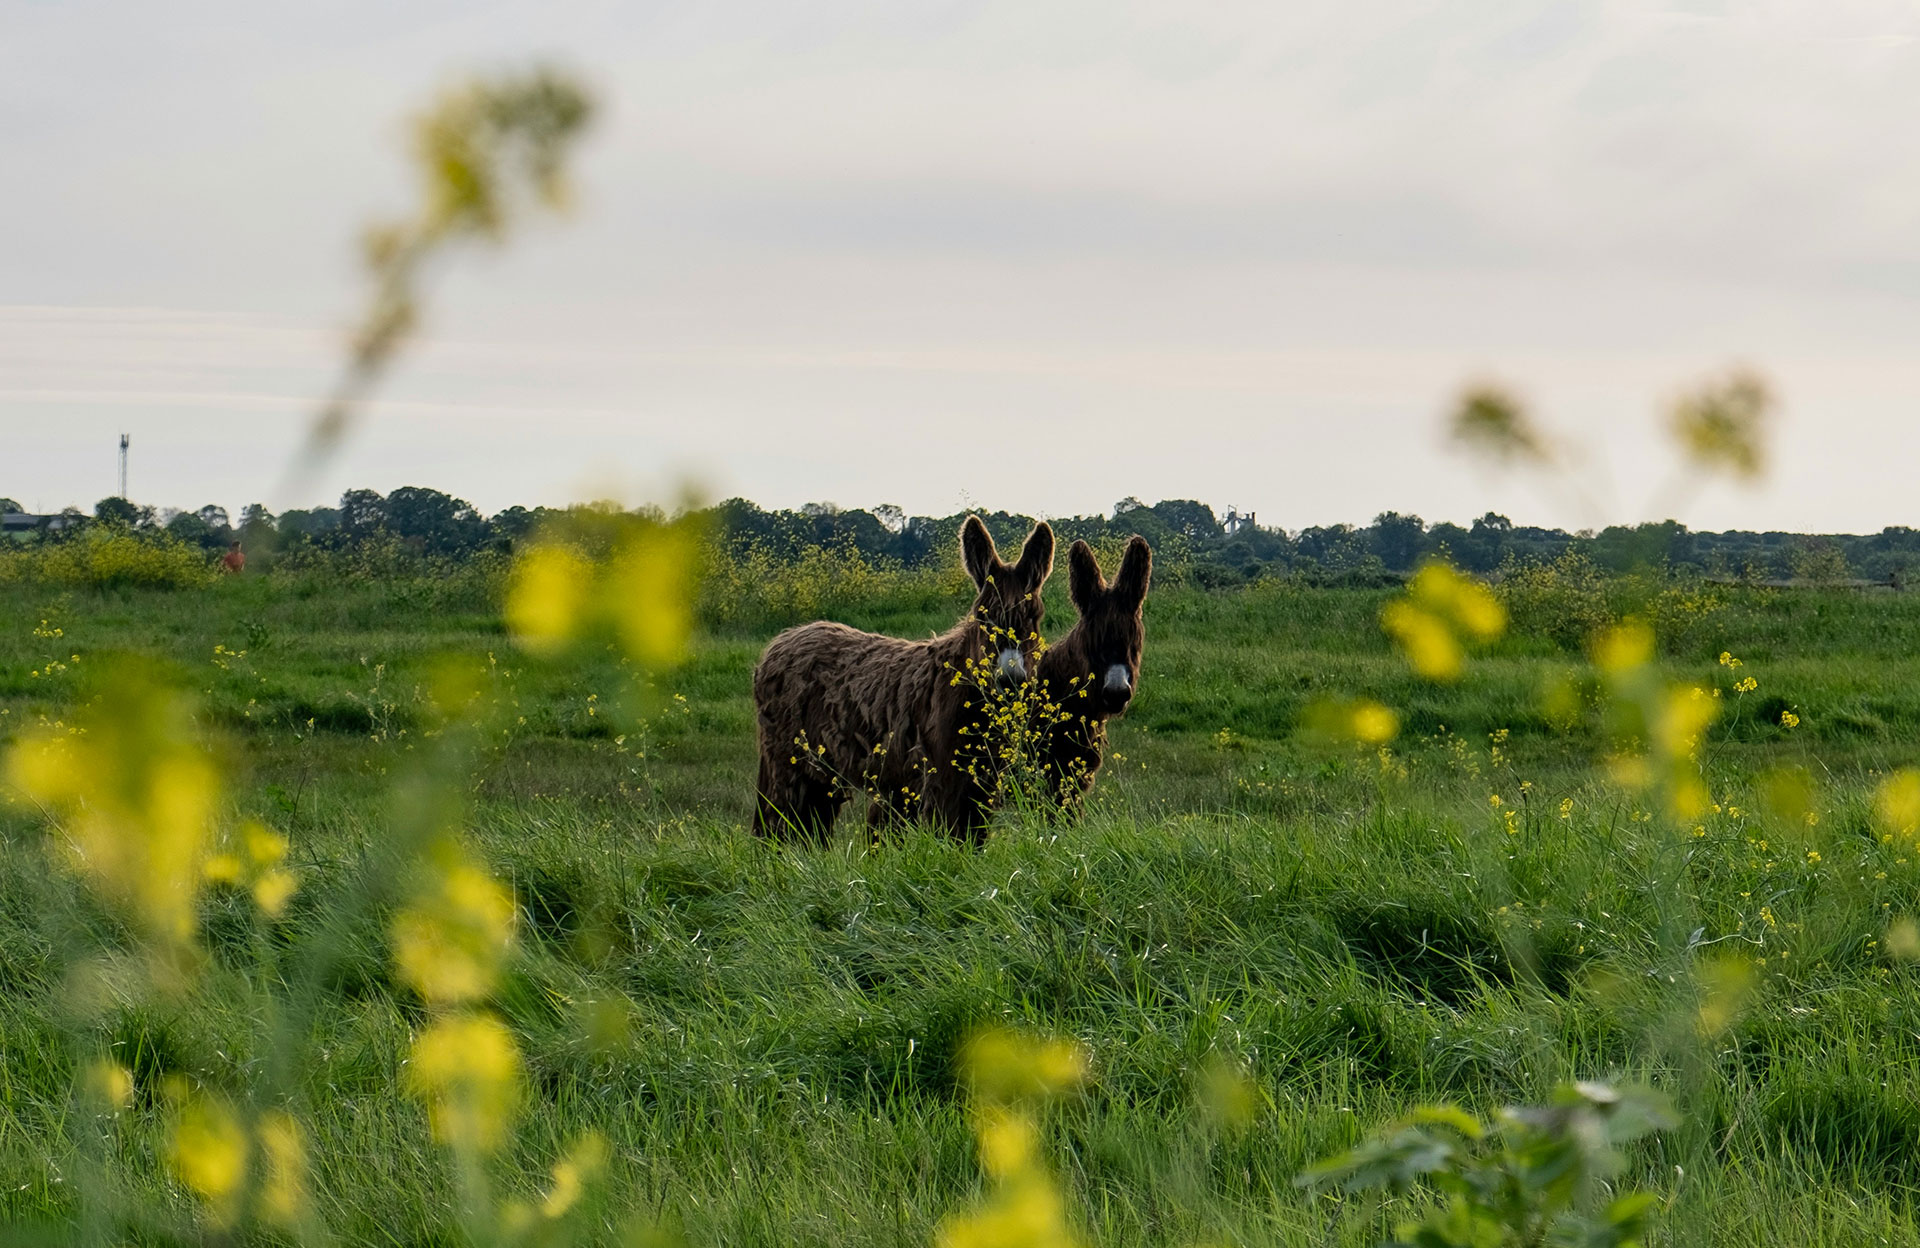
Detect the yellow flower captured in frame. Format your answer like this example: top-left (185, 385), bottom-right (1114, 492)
top-left (1875, 769), bottom-right (1920, 842)
top-left (407, 1013), bottom-right (523, 1152)
top-left (258, 1110), bottom-right (308, 1226)
top-left (540, 1131), bottom-right (610, 1218)
top-left (83, 1059), bottom-right (134, 1112)
top-left (609, 523), bottom-right (698, 668)
top-left (963, 1029), bottom-right (1087, 1106)
top-left (1780, 710), bottom-right (1800, 729)
top-left (392, 840), bottom-right (517, 1005)
top-left (1592, 620), bottom-right (1654, 675)
top-left (5, 669), bottom-right (218, 963)
top-left (505, 542), bottom-right (591, 654)
top-left (1348, 700), bottom-right (1399, 745)
top-left (1382, 600), bottom-right (1462, 681)
top-left (170, 1093), bottom-right (248, 1224)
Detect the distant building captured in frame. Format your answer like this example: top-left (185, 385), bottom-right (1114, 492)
top-left (2, 513), bottom-right (76, 540)
top-left (1222, 507), bottom-right (1257, 536)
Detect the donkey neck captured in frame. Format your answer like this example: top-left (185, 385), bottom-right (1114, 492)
top-left (927, 611), bottom-right (994, 668)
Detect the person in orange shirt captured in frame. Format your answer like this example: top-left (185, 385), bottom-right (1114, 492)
top-left (221, 540), bottom-right (246, 575)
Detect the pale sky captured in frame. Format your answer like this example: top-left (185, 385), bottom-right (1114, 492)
top-left (6, 1), bottom-right (1920, 532)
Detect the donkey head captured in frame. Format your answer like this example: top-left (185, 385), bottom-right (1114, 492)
top-left (961, 515), bottom-right (1055, 684)
top-left (1063, 536), bottom-right (1152, 716)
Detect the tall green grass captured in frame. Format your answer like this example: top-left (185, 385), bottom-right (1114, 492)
top-left (3, 568), bottom-right (1920, 1243)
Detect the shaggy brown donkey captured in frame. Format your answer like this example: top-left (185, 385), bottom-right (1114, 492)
top-left (752, 516), bottom-right (1055, 845)
top-left (1035, 536), bottom-right (1151, 816)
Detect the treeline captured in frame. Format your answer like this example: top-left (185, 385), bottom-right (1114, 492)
top-left (7, 489), bottom-right (1919, 585)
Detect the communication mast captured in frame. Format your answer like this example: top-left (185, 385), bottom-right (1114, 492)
top-left (118, 434), bottom-right (130, 498)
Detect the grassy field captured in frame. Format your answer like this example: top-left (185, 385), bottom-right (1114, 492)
top-left (4, 566), bottom-right (1920, 1245)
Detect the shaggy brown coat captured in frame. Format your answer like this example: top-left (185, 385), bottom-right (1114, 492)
top-left (753, 516), bottom-right (1055, 844)
top-left (1035, 536), bottom-right (1151, 815)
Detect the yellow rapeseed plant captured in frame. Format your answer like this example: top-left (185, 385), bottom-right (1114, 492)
top-left (82, 1059), bottom-right (134, 1112)
top-left (939, 1030), bottom-right (1090, 1248)
top-left (257, 1109), bottom-right (310, 1226)
top-left (392, 839), bottom-right (517, 1005)
top-left (610, 523), bottom-right (699, 668)
top-left (1381, 562), bottom-right (1506, 681)
top-left (5, 668), bottom-right (218, 967)
top-left (408, 1013), bottom-right (524, 1153)
top-left (506, 542), bottom-right (592, 653)
top-left (205, 819), bottom-right (299, 918)
top-left (169, 1092), bottom-right (248, 1226)
top-left (1877, 769), bottom-right (1920, 844)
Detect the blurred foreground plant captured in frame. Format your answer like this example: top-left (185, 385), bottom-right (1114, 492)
top-left (939, 1030), bottom-right (1089, 1248)
top-left (287, 67), bottom-right (595, 496)
top-left (1301, 1082), bottom-right (1677, 1248)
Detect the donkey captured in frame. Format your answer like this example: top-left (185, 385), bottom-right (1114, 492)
top-left (752, 516), bottom-right (1055, 845)
top-left (1034, 536), bottom-right (1151, 816)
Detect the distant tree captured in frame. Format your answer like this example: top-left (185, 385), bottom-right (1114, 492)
top-left (1789, 538), bottom-right (1851, 586)
top-left (165, 511), bottom-right (215, 546)
top-left (197, 504), bottom-right (232, 533)
top-left (873, 503), bottom-right (906, 533)
top-left (0, 498), bottom-right (21, 514)
top-left (897, 516), bottom-right (938, 565)
top-left (339, 489), bottom-right (388, 538)
top-left (1150, 499), bottom-right (1222, 542)
top-left (278, 507), bottom-right (342, 542)
top-left (238, 504), bottom-right (276, 550)
top-left (1368, 511), bottom-right (1427, 571)
top-left (1113, 496), bottom-right (1145, 517)
top-left (383, 486), bottom-right (490, 555)
top-left (1594, 520), bottom-right (1688, 572)
top-left (1296, 524), bottom-right (1369, 570)
top-left (95, 497), bottom-right (142, 526)
top-left (489, 506), bottom-right (539, 542)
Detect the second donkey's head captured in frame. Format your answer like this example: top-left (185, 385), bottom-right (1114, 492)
top-left (960, 515), bottom-right (1054, 685)
top-left (1052, 536), bottom-right (1152, 716)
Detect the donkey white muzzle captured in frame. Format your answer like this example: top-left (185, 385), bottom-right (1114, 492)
top-left (1104, 663), bottom-right (1131, 694)
top-left (996, 647), bottom-right (1027, 683)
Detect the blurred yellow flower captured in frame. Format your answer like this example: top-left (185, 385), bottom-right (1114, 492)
top-left (206, 820), bottom-right (299, 918)
top-left (1875, 769), bottom-right (1920, 842)
top-left (963, 1029), bottom-right (1087, 1106)
top-left (408, 1013), bottom-right (523, 1152)
top-left (1695, 954), bottom-right (1755, 1038)
top-left (505, 542), bottom-right (591, 654)
top-left (5, 669), bottom-right (218, 962)
top-left (1382, 600), bottom-right (1463, 680)
top-left (1592, 621), bottom-right (1655, 676)
top-left (392, 841), bottom-right (517, 1005)
top-left (939, 1173), bottom-right (1078, 1248)
top-left (83, 1059), bottom-right (134, 1112)
top-left (1886, 918), bottom-right (1920, 961)
top-left (1382, 563), bottom-right (1505, 681)
top-left (258, 1110), bottom-right (308, 1226)
top-left (610, 524), bottom-right (698, 668)
top-left (1349, 701), bottom-right (1400, 746)
top-left (169, 1093), bottom-right (248, 1224)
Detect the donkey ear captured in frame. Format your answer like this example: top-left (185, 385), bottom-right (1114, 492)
top-left (960, 515), bottom-right (999, 588)
top-left (1013, 522), bottom-right (1054, 593)
top-left (1068, 540), bottom-right (1104, 610)
top-left (1113, 536), bottom-right (1152, 609)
